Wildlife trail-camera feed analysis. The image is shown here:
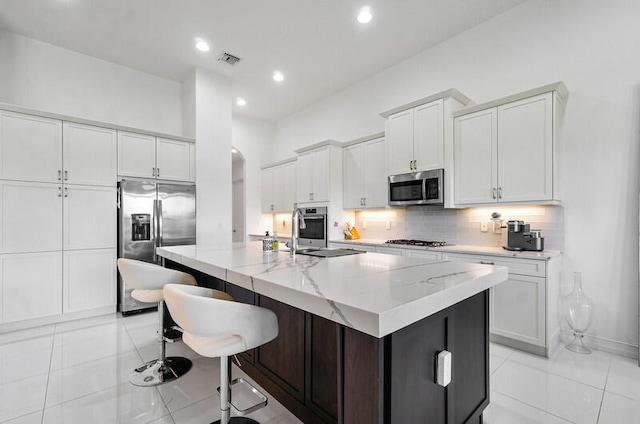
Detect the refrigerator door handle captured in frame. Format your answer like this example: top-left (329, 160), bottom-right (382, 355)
top-left (158, 199), bottom-right (164, 249)
top-left (152, 199), bottom-right (158, 264)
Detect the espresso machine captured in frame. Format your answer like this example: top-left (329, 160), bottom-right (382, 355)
top-left (503, 220), bottom-right (544, 251)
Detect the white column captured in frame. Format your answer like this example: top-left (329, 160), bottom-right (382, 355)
top-left (183, 68), bottom-right (233, 246)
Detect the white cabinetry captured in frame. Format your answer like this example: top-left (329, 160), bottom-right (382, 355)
top-left (445, 252), bottom-right (560, 356)
top-left (343, 135), bottom-right (387, 209)
top-left (296, 146), bottom-right (330, 203)
top-left (63, 248), bottom-right (116, 313)
top-left (0, 252), bottom-right (63, 322)
top-left (118, 131), bottom-right (193, 182)
top-left (0, 111), bottom-right (62, 183)
top-left (0, 109), bottom-right (120, 327)
top-left (63, 122), bottom-right (117, 186)
top-left (386, 99), bottom-right (444, 175)
top-left (453, 83), bottom-right (567, 206)
top-left (261, 159), bottom-right (296, 213)
top-left (0, 181), bottom-right (63, 254)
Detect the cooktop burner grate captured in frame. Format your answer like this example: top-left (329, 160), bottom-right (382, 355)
top-left (385, 239), bottom-right (448, 247)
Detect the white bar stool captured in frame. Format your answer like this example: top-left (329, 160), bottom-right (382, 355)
top-left (163, 283), bottom-right (279, 424)
top-left (117, 258), bottom-right (233, 387)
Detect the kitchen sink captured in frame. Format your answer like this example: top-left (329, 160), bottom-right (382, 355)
top-left (297, 248), bottom-right (365, 258)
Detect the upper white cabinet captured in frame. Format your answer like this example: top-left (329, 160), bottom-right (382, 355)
top-left (0, 111), bottom-right (62, 183)
top-left (296, 144), bottom-right (338, 204)
top-left (343, 135), bottom-right (387, 209)
top-left (0, 113), bottom-right (119, 186)
top-left (453, 82), bottom-right (567, 206)
top-left (261, 159), bottom-right (296, 213)
top-left (386, 99), bottom-right (443, 175)
top-left (156, 137), bottom-right (192, 181)
top-left (118, 131), bottom-right (194, 182)
top-left (63, 122), bottom-right (117, 186)
top-left (381, 90), bottom-right (471, 179)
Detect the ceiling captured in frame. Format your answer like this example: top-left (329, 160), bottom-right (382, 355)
top-left (0, 0), bottom-right (524, 122)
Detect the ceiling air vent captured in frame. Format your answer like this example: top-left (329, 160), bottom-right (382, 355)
top-left (218, 52), bottom-right (241, 66)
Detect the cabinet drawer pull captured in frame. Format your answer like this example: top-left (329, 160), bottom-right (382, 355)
top-left (480, 261), bottom-right (495, 265)
top-left (498, 187), bottom-right (503, 199)
top-left (58, 170), bottom-right (62, 181)
top-left (64, 170), bottom-right (68, 181)
top-left (58, 186), bottom-right (62, 197)
top-left (64, 187), bottom-right (68, 198)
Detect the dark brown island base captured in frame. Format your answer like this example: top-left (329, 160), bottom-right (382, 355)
top-left (166, 259), bottom-right (490, 424)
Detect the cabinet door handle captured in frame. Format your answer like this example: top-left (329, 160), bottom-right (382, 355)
top-left (413, 160), bottom-right (417, 170)
top-left (64, 170), bottom-right (68, 181)
top-left (492, 188), bottom-right (497, 199)
top-left (58, 186), bottom-right (62, 197)
top-left (498, 187), bottom-right (503, 199)
top-left (152, 167), bottom-right (156, 177)
top-left (64, 187), bottom-right (68, 198)
top-left (58, 170), bottom-right (62, 181)
top-left (363, 197), bottom-right (366, 206)
top-left (480, 261), bottom-right (495, 265)
top-left (156, 168), bottom-right (160, 177)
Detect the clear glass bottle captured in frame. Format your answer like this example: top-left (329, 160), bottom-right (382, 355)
top-left (562, 272), bottom-right (595, 354)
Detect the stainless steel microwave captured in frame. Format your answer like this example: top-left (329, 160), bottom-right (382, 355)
top-left (388, 169), bottom-right (444, 206)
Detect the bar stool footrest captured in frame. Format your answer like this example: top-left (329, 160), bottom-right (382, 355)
top-left (217, 378), bottom-right (268, 416)
top-left (211, 417), bottom-right (260, 424)
top-left (163, 325), bottom-right (183, 343)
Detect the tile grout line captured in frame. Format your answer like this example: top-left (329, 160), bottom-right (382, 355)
top-left (491, 391), bottom-right (576, 423)
top-left (41, 324), bottom-right (58, 423)
top-left (595, 355), bottom-right (613, 423)
top-left (122, 317), bottom-right (175, 418)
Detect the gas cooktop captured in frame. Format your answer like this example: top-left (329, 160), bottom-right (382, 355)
top-left (385, 239), bottom-right (448, 247)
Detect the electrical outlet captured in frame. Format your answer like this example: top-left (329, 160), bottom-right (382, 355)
top-left (480, 221), bottom-right (488, 232)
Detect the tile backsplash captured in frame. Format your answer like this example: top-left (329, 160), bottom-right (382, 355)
top-left (353, 205), bottom-right (564, 251)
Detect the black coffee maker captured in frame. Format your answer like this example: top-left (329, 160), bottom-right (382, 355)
top-left (503, 220), bottom-right (544, 251)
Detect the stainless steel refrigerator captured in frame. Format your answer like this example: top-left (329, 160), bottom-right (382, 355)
top-left (117, 180), bottom-right (196, 314)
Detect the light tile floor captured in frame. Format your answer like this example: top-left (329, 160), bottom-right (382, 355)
top-left (1, 312), bottom-right (639, 423)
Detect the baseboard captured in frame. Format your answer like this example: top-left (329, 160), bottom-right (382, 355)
top-left (0, 306), bottom-right (116, 334)
top-left (559, 329), bottom-right (639, 360)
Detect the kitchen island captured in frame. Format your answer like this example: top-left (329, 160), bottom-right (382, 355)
top-left (157, 243), bottom-right (507, 424)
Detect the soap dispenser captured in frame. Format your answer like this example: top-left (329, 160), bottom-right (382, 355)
top-left (262, 231), bottom-right (274, 252)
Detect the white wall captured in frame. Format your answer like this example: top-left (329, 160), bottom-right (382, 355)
top-left (232, 116), bottom-right (274, 236)
top-left (273, 0), bottom-right (640, 354)
top-left (0, 29), bottom-right (182, 135)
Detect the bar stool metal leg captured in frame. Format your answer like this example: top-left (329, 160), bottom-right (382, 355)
top-left (129, 300), bottom-right (192, 387)
top-left (212, 356), bottom-right (260, 424)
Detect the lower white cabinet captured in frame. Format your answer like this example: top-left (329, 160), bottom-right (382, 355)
top-left (405, 249), bottom-right (443, 261)
top-left (1, 252), bottom-right (63, 322)
top-left (445, 252), bottom-right (560, 356)
top-left (63, 248), bottom-right (116, 313)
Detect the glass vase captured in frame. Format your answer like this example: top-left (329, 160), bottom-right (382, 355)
top-left (562, 272), bottom-right (594, 354)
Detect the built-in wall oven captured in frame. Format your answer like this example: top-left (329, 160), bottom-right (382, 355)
top-left (297, 206), bottom-right (327, 248)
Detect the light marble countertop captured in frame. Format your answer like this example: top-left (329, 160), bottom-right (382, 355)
top-left (157, 242), bottom-right (507, 338)
top-left (329, 238), bottom-right (561, 260)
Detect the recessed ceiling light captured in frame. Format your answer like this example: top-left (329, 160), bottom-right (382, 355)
top-left (357, 6), bottom-right (373, 24)
top-left (273, 71), bottom-right (284, 82)
top-left (236, 97), bottom-right (247, 106)
top-left (194, 39), bottom-right (210, 52)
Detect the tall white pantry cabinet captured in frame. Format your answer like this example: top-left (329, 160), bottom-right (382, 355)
top-left (0, 111), bottom-right (118, 324)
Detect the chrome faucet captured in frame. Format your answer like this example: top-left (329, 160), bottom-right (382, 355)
top-left (288, 207), bottom-right (306, 256)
